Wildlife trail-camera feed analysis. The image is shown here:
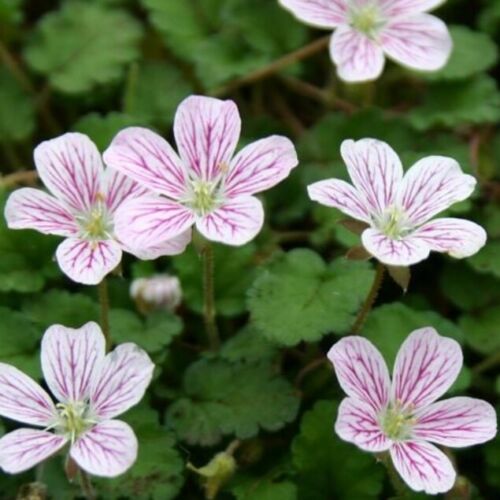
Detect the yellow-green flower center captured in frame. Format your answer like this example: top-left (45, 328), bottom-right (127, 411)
top-left (375, 205), bottom-right (413, 240)
top-left (55, 401), bottom-right (95, 443)
top-left (380, 403), bottom-right (416, 440)
top-left (350, 3), bottom-right (384, 37)
top-left (187, 179), bottom-right (221, 216)
top-left (77, 199), bottom-right (112, 240)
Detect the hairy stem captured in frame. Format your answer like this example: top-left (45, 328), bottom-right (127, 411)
top-left (202, 242), bottom-right (220, 351)
top-left (351, 262), bottom-right (385, 334)
top-left (98, 278), bottom-right (111, 351)
top-left (79, 469), bottom-right (96, 500)
top-left (379, 453), bottom-right (409, 497)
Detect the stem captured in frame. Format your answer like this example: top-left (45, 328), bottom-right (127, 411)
top-left (0, 169), bottom-right (38, 188)
top-left (351, 262), bottom-right (385, 334)
top-left (202, 242), bottom-right (220, 351)
top-left (98, 278), bottom-right (111, 351)
top-left (294, 358), bottom-right (327, 388)
top-left (472, 350), bottom-right (500, 375)
top-left (79, 469), bottom-right (96, 500)
top-left (211, 35), bottom-right (330, 96)
top-left (379, 453), bottom-right (410, 497)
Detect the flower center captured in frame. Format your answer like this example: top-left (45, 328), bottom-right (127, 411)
top-left (55, 401), bottom-right (95, 443)
top-left (76, 197), bottom-right (112, 241)
top-left (374, 205), bottom-right (413, 240)
top-left (380, 402), bottom-right (416, 441)
top-left (349, 2), bottom-right (384, 37)
top-left (186, 179), bottom-right (222, 216)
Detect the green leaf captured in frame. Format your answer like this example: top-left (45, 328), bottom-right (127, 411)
top-left (73, 112), bottom-right (146, 151)
top-left (0, 0), bottom-right (23, 27)
top-left (0, 68), bottom-right (35, 141)
top-left (422, 26), bottom-right (498, 81)
top-left (23, 290), bottom-right (99, 329)
top-left (232, 478), bottom-right (297, 500)
top-left (248, 249), bottom-right (375, 346)
top-left (166, 359), bottom-right (300, 446)
top-left (24, 2), bottom-right (143, 94)
top-left (109, 308), bottom-right (182, 353)
top-left (468, 241), bottom-right (500, 279)
top-left (292, 401), bottom-right (384, 499)
top-left (484, 415), bottom-right (500, 490)
top-left (363, 303), bottom-right (464, 368)
top-left (459, 307), bottom-right (500, 356)
top-left (172, 243), bottom-right (257, 317)
top-left (408, 76), bottom-right (500, 130)
top-left (98, 406), bottom-right (185, 500)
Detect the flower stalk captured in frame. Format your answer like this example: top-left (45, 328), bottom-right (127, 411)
top-left (79, 469), bottom-right (96, 500)
top-left (202, 242), bottom-right (220, 351)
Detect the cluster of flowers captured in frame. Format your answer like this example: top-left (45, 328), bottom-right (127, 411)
top-left (0, 0), bottom-right (496, 495)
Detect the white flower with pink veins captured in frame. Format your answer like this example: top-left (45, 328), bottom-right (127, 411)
top-left (0, 322), bottom-right (154, 477)
top-left (329, 328), bottom-right (497, 494)
top-left (308, 138), bottom-right (486, 267)
top-left (278, 0), bottom-right (452, 82)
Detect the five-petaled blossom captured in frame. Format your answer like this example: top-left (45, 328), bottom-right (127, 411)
top-left (278, 0), bottom-right (452, 82)
top-left (308, 138), bottom-right (486, 266)
top-left (103, 95), bottom-right (299, 248)
top-left (4, 133), bottom-right (190, 285)
top-left (0, 322), bottom-right (154, 477)
top-left (329, 328), bottom-right (497, 494)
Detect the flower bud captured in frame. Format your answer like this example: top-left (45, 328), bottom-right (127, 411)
top-left (130, 274), bottom-right (182, 314)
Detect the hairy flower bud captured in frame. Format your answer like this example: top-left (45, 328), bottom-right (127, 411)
top-left (130, 274), bottom-right (182, 314)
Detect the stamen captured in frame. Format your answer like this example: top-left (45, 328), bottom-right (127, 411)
top-left (380, 401), bottom-right (416, 440)
top-left (55, 401), bottom-right (95, 443)
top-left (374, 205), bottom-right (413, 240)
top-left (350, 2), bottom-right (385, 37)
top-left (76, 197), bottom-right (112, 240)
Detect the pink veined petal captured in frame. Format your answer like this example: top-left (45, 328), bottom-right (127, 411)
top-left (278, 0), bottom-right (348, 28)
top-left (361, 228), bottom-right (431, 266)
top-left (103, 168), bottom-right (148, 214)
top-left (174, 95), bottom-right (241, 182)
top-left (0, 363), bottom-right (56, 427)
top-left (413, 397), bottom-right (497, 447)
top-left (195, 196), bottom-right (264, 246)
top-left (34, 132), bottom-right (103, 213)
top-left (102, 127), bottom-right (187, 199)
top-left (330, 26), bottom-right (385, 82)
top-left (335, 397), bottom-right (392, 452)
top-left (71, 420), bottom-right (137, 477)
top-left (390, 441), bottom-right (456, 494)
top-left (381, 14), bottom-right (452, 72)
top-left (340, 139), bottom-right (403, 215)
top-left (126, 229), bottom-right (192, 260)
top-left (56, 238), bottom-right (122, 286)
top-left (397, 156), bottom-right (476, 226)
top-left (307, 179), bottom-right (371, 223)
top-left (327, 336), bottom-right (391, 413)
top-left (224, 136), bottom-right (298, 197)
top-left (114, 196), bottom-right (195, 251)
top-left (0, 429), bottom-right (67, 474)
top-left (392, 327), bottom-right (462, 410)
top-left (90, 344), bottom-right (154, 420)
top-left (4, 188), bottom-right (78, 237)
top-left (412, 218), bottom-right (487, 259)
top-left (380, 0), bottom-right (446, 17)
top-left (41, 322), bottom-right (105, 404)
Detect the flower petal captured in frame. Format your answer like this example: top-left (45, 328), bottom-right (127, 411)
top-left (34, 133), bottom-right (103, 213)
top-left (71, 420), bottom-right (137, 477)
top-left (174, 95), bottom-right (241, 181)
top-left (103, 127), bottom-right (187, 199)
top-left (341, 138), bottom-right (403, 215)
top-left (5, 188), bottom-right (78, 237)
top-left (392, 327), bottom-right (462, 410)
top-left (278, 0), bottom-right (348, 28)
top-left (327, 336), bottom-right (391, 413)
top-left (224, 136), bottom-right (298, 197)
top-left (114, 196), bottom-right (195, 251)
top-left (361, 228), bottom-right (431, 266)
top-left (380, 0), bottom-right (446, 17)
top-left (196, 196), bottom-right (264, 246)
top-left (41, 322), bottom-right (105, 404)
top-left (397, 156), bottom-right (476, 226)
top-left (126, 229), bottom-right (192, 260)
top-left (390, 441), bottom-right (456, 494)
top-left (90, 344), bottom-right (154, 420)
top-left (103, 168), bottom-right (148, 214)
top-left (335, 397), bottom-right (392, 452)
top-left (330, 26), bottom-right (385, 82)
top-left (308, 179), bottom-right (371, 223)
top-left (0, 364), bottom-right (56, 426)
top-left (381, 14), bottom-right (452, 72)
top-left (413, 397), bottom-right (497, 447)
top-left (56, 238), bottom-right (122, 285)
top-left (0, 429), bottom-right (67, 474)
top-left (412, 218), bottom-right (487, 259)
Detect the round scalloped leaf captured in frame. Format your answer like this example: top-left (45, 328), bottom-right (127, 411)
top-left (232, 478), bottom-right (297, 500)
top-left (459, 307), bottom-right (500, 356)
top-left (247, 249), bottom-right (375, 346)
top-left (292, 400), bottom-right (384, 499)
top-left (166, 359), bottom-right (300, 446)
top-left (468, 241), bottom-right (500, 279)
top-left (24, 2), bottom-right (143, 94)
